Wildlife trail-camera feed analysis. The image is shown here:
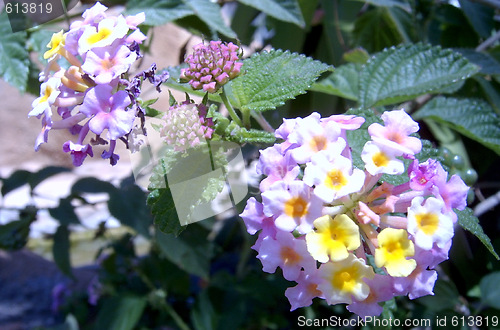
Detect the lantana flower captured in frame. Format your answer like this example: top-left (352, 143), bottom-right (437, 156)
top-left (240, 109), bottom-right (467, 317)
top-left (30, 2), bottom-right (167, 166)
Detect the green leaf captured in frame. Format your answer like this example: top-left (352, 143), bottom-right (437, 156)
top-left (418, 279), bottom-right (460, 312)
top-left (53, 225), bottom-right (73, 278)
top-left (413, 97), bottom-right (500, 155)
top-left (49, 198), bottom-right (80, 226)
top-left (94, 295), bottom-right (147, 330)
top-left (148, 187), bottom-right (184, 236)
top-left (228, 49), bottom-right (331, 112)
top-left (455, 48), bottom-right (500, 75)
top-left (155, 224), bottom-right (213, 279)
top-left (126, 0), bottom-right (193, 26)
top-left (359, 44), bottom-right (480, 108)
top-left (352, 0), bottom-right (411, 11)
top-left (237, 0), bottom-right (305, 27)
top-left (107, 179), bottom-right (152, 237)
top-left (480, 271), bottom-right (500, 309)
top-left (71, 177), bottom-right (116, 195)
top-left (184, 0), bottom-right (236, 38)
top-left (456, 207), bottom-right (499, 260)
top-left (310, 63), bottom-right (361, 101)
top-left (352, 7), bottom-right (404, 53)
top-left (0, 12), bottom-right (29, 92)
top-left (28, 166), bottom-right (70, 190)
top-left (343, 48), bottom-right (370, 64)
top-left (1, 169), bottom-right (31, 196)
top-left (226, 127), bottom-right (276, 145)
top-left (0, 206), bottom-right (36, 250)
top-left (459, 0), bottom-right (494, 39)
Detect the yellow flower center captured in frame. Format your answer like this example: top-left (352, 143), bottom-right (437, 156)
top-left (332, 265), bottom-right (359, 292)
top-left (375, 228), bottom-right (416, 277)
top-left (325, 169), bottom-right (347, 190)
top-left (372, 151), bottom-right (389, 167)
top-left (280, 246), bottom-right (302, 266)
top-left (44, 30), bottom-right (65, 59)
top-left (306, 214), bottom-right (360, 262)
top-left (284, 196), bottom-right (308, 218)
top-left (88, 27), bottom-right (112, 45)
top-left (309, 135), bottom-right (327, 152)
top-left (39, 85), bottom-right (53, 104)
top-left (416, 212), bottom-right (439, 235)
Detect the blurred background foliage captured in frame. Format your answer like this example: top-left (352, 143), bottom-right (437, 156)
top-left (1, 0), bottom-right (500, 329)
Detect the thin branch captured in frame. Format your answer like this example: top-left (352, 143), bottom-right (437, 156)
top-left (474, 190), bottom-right (500, 217)
top-left (476, 30), bottom-right (500, 52)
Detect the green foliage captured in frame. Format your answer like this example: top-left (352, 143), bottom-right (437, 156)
top-left (310, 63), bottom-right (361, 101)
top-left (0, 206), bottom-right (36, 250)
top-left (237, 0), bottom-right (305, 28)
top-left (358, 44), bottom-right (479, 108)
top-left (480, 271), bottom-right (500, 309)
top-left (456, 207), bottom-right (499, 260)
top-left (53, 225), bottom-right (73, 278)
top-left (125, 0), bottom-right (198, 27)
top-left (184, 0), bottom-right (236, 38)
top-left (155, 224), bottom-right (213, 279)
top-left (0, 13), bottom-right (29, 92)
top-left (413, 97), bottom-right (500, 155)
top-left (228, 49), bottom-right (331, 113)
top-left (94, 295), bottom-right (147, 330)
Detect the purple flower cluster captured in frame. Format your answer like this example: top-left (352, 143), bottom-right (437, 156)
top-left (30, 2), bottom-right (165, 166)
top-left (180, 41), bottom-right (243, 93)
top-left (240, 110), bottom-right (469, 317)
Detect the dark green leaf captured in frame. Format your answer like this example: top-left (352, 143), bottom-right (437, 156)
top-left (53, 225), bottom-right (73, 278)
top-left (413, 97), bottom-right (500, 155)
top-left (126, 0), bottom-right (193, 26)
top-left (359, 44), bottom-right (479, 108)
top-left (49, 198), bottom-right (80, 226)
top-left (418, 279), bottom-right (460, 311)
top-left (352, 0), bottom-right (411, 11)
top-left (29, 166), bottom-right (70, 190)
top-left (459, 0), bottom-right (494, 39)
top-left (155, 224), bottom-right (213, 279)
top-left (184, 0), bottom-right (236, 38)
top-left (353, 7), bottom-right (403, 53)
top-left (228, 49), bottom-right (331, 112)
top-left (94, 295), bottom-right (147, 330)
top-left (456, 207), bottom-right (499, 260)
top-left (455, 48), bottom-right (500, 75)
top-left (1, 169), bottom-right (31, 196)
top-left (0, 206), bottom-right (36, 250)
top-left (480, 271), bottom-right (500, 309)
top-left (71, 177), bottom-right (116, 195)
top-left (0, 12), bottom-right (29, 92)
top-left (148, 188), bottom-right (184, 236)
top-left (108, 180), bottom-right (152, 237)
top-left (237, 0), bottom-right (305, 27)
top-left (310, 63), bottom-right (361, 101)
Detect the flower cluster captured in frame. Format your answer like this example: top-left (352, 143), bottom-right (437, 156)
top-left (240, 110), bottom-right (469, 317)
top-left (159, 100), bottom-right (214, 152)
top-left (30, 2), bottom-right (166, 166)
top-left (180, 41), bottom-right (243, 93)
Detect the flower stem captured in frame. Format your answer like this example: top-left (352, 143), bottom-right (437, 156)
top-left (220, 88), bottom-right (243, 127)
top-left (251, 110), bottom-right (274, 133)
